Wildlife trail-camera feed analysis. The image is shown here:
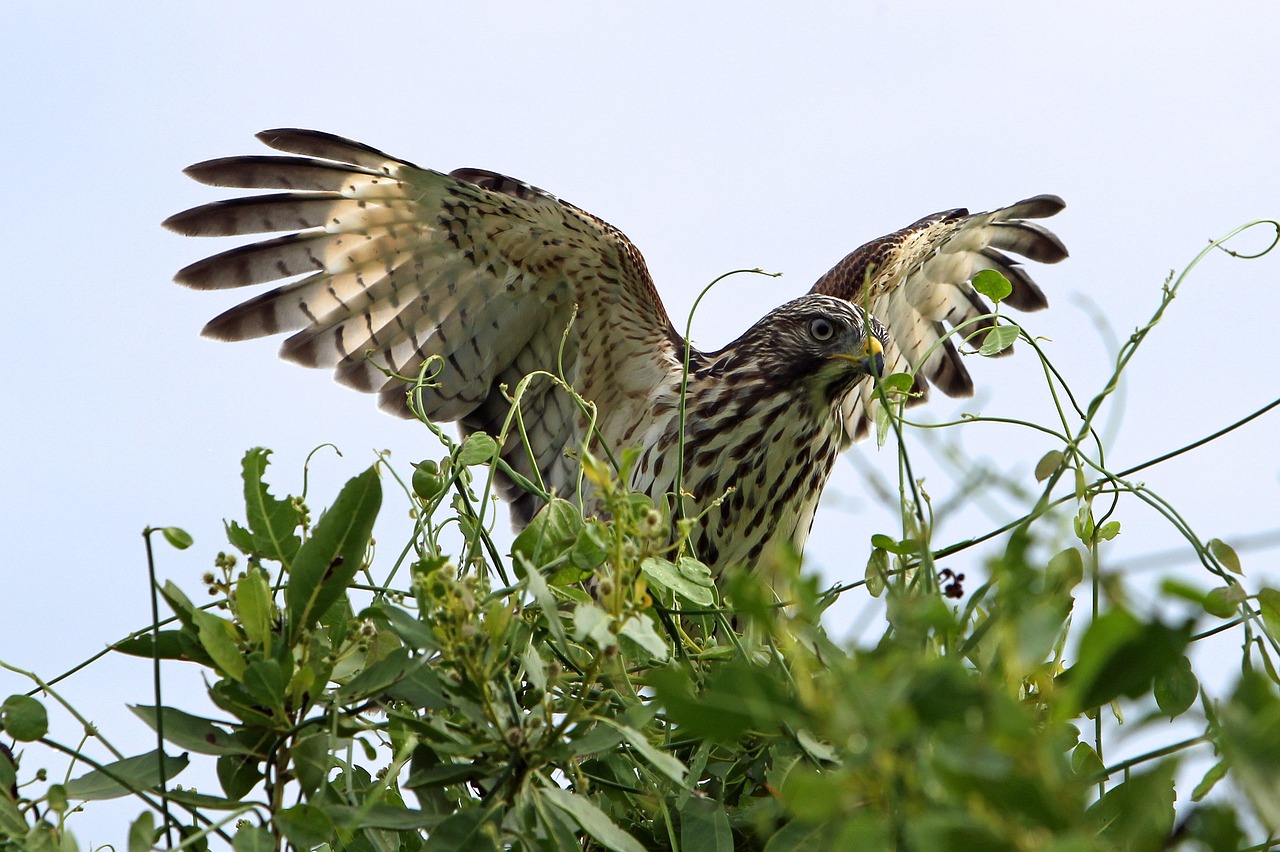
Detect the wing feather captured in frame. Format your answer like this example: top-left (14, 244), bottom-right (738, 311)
top-left (167, 129), bottom-right (681, 518)
top-left (810, 194), bottom-right (1066, 441)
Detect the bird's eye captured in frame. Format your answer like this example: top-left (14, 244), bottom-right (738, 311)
top-left (808, 317), bottom-right (837, 342)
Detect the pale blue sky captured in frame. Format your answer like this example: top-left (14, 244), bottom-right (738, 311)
top-left (4, 3), bottom-right (1279, 845)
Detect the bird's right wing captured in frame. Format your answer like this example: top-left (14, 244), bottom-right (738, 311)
top-left (165, 129), bottom-right (683, 522)
top-left (808, 195), bottom-right (1067, 441)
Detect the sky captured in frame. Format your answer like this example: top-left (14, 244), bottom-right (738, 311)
top-left (3, 2), bottom-right (1279, 845)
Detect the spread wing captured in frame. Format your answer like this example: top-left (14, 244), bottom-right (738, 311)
top-left (809, 195), bottom-right (1067, 441)
top-left (164, 129), bottom-right (682, 522)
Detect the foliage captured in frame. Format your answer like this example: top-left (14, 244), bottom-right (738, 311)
top-left (3, 223), bottom-right (1280, 851)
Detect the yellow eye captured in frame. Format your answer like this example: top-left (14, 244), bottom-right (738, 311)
top-left (808, 317), bottom-right (836, 341)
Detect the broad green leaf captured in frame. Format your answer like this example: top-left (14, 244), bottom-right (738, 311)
top-left (292, 732), bottom-right (330, 796)
top-left (1192, 759), bottom-right (1229, 802)
top-left (231, 826), bottom-right (275, 852)
top-left (1208, 538), bottom-right (1242, 575)
top-left (1204, 585), bottom-right (1245, 618)
top-left (275, 803), bottom-right (334, 849)
top-left (1097, 520), bottom-right (1121, 541)
top-left (217, 754), bottom-right (262, 800)
top-left (779, 765), bottom-right (842, 821)
top-left (1089, 762), bottom-right (1177, 848)
top-left (1217, 671), bottom-right (1280, 829)
top-left (1153, 654), bottom-right (1198, 718)
top-left (336, 646), bottom-right (420, 702)
top-left (680, 797), bottom-right (732, 852)
top-left (284, 464), bottom-right (381, 640)
top-left (865, 548), bottom-right (888, 598)
top-left (457, 432), bottom-right (499, 466)
top-left (521, 555), bottom-right (568, 648)
top-left (573, 604), bottom-right (615, 649)
top-left (325, 803), bottom-right (439, 830)
top-left (1060, 609), bottom-right (1190, 714)
top-left (235, 567), bottom-right (274, 649)
top-left (878, 372), bottom-right (915, 394)
top-left (603, 721), bottom-right (687, 784)
top-left (112, 630), bottom-right (207, 663)
top-left (239, 448), bottom-right (301, 564)
top-left (190, 609), bottom-right (246, 681)
top-left (65, 750), bottom-right (189, 801)
top-left (129, 705), bottom-right (247, 756)
top-left (368, 601), bottom-right (439, 651)
top-left (619, 613), bottom-right (670, 661)
top-left (1, 694), bottom-right (48, 741)
top-left (541, 786), bottom-right (645, 852)
top-left (1071, 742), bottom-right (1105, 779)
top-left (160, 527), bottom-right (193, 550)
top-left (422, 807), bottom-right (497, 851)
top-left (640, 556), bottom-right (714, 607)
top-left (1259, 588), bottom-right (1280, 640)
top-left (973, 269), bottom-right (1013, 303)
top-left (512, 498), bottom-right (581, 573)
top-left (980, 324), bottom-right (1019, 356)
top-left (1035, 450), bottom-right (1064, 482)
top-left (128, 811), bottom-right (156, 852)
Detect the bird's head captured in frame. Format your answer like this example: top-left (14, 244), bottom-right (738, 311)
top-left (704, 294), bottom-right (888, 405)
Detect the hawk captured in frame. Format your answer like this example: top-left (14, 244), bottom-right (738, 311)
top-left (165, 130), bottom-right (1066, 573)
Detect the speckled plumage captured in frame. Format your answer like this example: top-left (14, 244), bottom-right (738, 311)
top-left (166, 129), bottom-right (1065, 576)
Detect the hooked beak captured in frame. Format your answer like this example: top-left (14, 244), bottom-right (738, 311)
top-left (827, 335), bottom-right (884, 377)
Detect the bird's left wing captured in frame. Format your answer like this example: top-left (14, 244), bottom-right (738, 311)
top-left (808, 195), bottom-right (1067, 441)
top-left (165, 129), bottom-right (683, 522)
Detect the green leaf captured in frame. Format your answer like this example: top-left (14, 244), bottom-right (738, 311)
top-left (1089, 762), bottom-right (1177, 848)
top-left (128, 811), bottom-right (156, 852)
top-left (1153, 654), bottom-right (1198, 718)
top-left (878, 371), bottom-right (915, 394)
top-left (522, 555), bottom-right (568, 648)
top-left (680, 797), bottom-right (732, 852)
top-left (284, 464), bottom-right (381, 640)
top-left (1071, 742), bottom-right (1105, 779)
top-left (1096, 520), bottom-right (1121, 541)
top-left (231, 825), bottom-right (275, 852)
top-left (1, 694), bottom-right (48, 741)
top-left (640, 556), bottom-right (714, 607)
top-left (160, 527), bottom-right (193, 550)
top-left (573, 603), bottom-right (616, 649)
top-left (980, 323), bottom-right (1019, 356)
top-left (368, 601), bottom-right (439, 651)
top-left (512, 498), bottom-right (582, 573)
top-left (865, 548), bottom-right (888, 598)
top-left (1060, 610), bottom-right (1190, 713)
top-left (1208, 538), bottom-right (1242, 575)
top-left (1217, 671), bottom-right (1280, 829)
top-left (239, 448), bottom-right (301, 564)
top-left (422, 807), bottom-right (497, 851)
top-left (1192, 759), bottom-right (1229, 802)
top-left (217, 754), bottom-right (262, 801)
top-left (65, 750), bottom-right (189, 800)
top-left (541, 786), bottom-right (646, 852)
top-left (235, 567), bottom-right (274, 649)
top-left (1259, 588), bottom-right (1280, 640)
top-left (603, 721), bottom-right (687, 784)
top-left (973, 269), bottom-right (1013, 303)
top-left (190, 609), bottom-right (247, 681)
top-left (1204, 585), bottom-right (1245, 618)
top-left (457, 431), bottom-right (499, 466)
top-left (128, 705), bottom-right (248, 756)
top-left (619, 613), bottom-right (670, 661)
top-left (336, 646), bottom-right (421, 702)
top-left (275, 803), bottom-right (334, 849)
top-left (1034, 450), bottom-right (1064, 482)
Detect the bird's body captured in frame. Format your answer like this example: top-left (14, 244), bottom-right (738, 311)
top-left (166, 129), bottom-right (1066, 577)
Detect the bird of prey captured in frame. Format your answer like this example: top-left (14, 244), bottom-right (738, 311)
top-left (165, 129), bottom-right (1066, 574)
